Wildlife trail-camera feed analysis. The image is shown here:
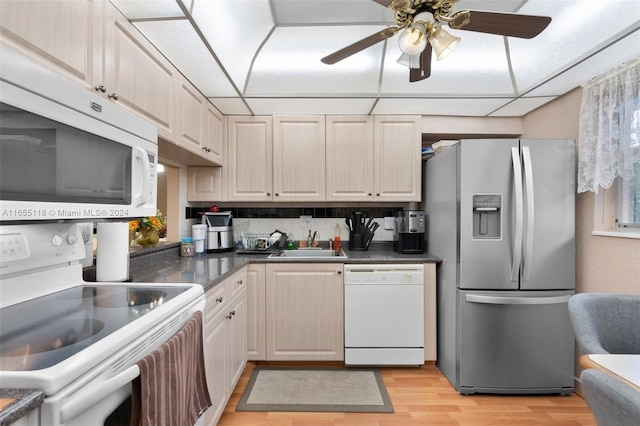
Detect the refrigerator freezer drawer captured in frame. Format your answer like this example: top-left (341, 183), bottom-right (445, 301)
top-left (457, 290), bottom-right (574, 395)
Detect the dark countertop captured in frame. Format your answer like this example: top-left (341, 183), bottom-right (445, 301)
top-left (0, 389), bottom-right (44, 426)
top-left (1, 242), bottom-right (440, 424)
top-left (131, 242), bottom-right (440, 292)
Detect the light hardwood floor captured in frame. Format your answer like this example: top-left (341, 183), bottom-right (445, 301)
top-left (217, 362), bottom-right (596, 425)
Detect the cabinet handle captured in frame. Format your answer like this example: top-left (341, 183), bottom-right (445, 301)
top-left (376, 193), bottom-right (380, 196)
top-left (275, 193), bottom-right (279, 196)
top-left (108, 93), bottom-right (119, 100)
top-left (337, 271), bottom-right (342, 274)
top-left (94, 85), bottom-right (106, 93)
top-left (266, 193), bottom-right (271, 196)
top-left (226, 310), bottom-right (236, 319)
top-left (237, 279), bottom-right (243, 285)
top-left (216, 297), bottom-right (223, 303)
top-left (368, 193), bottom-right (372, 196)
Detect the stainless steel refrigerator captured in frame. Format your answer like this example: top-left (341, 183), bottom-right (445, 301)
top-left (424, 139), bottom-right (575, 395)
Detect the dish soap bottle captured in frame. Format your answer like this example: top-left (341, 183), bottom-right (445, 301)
top-left (333, 223), bottom-right (341, 251)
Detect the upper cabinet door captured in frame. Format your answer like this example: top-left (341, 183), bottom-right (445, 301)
top-left (177, 74), bottom-right (206, 155)
top-left (0, 0), bottom-right (100, 89)
top-left (374, 115), bottom-right (422, 202)
top-left (325, 115), bottom-right (374, 201)
top-left (103, 2), bottom-right (177, 142)
top-left (273, 115), bottom-right (326, 202)
top-left (227, 116), bottom-right (273, 201)
top-left (204, 103), bottom-right (224, 166)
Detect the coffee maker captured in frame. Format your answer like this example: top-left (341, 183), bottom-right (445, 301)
top-left (202, 211), bottom-right (234, 252)
top-left (393, 210), bottom-right (425, 254)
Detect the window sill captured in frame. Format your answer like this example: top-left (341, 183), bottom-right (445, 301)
top-left (591, 230), bottom-right (640, 239)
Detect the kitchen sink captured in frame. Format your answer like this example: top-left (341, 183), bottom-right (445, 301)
top-left (268, 249), bottom-right (347, 259)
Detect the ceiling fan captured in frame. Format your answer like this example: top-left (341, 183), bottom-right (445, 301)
top-left (321, 0), bottom-right (552, 82)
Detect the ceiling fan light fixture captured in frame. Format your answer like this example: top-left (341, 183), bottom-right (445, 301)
top-left (429, 26), bottom-right (460, 61)
top-left (397, 23), bottom-right (428, 56)
top-left (396, 53), bottom-right (422, 69)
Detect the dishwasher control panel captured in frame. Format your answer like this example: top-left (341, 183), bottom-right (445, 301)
top-left (343, 264), bottom-right (424, 285)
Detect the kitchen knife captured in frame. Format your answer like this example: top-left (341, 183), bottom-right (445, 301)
top-left (370, 222), bottom-right (379, 233)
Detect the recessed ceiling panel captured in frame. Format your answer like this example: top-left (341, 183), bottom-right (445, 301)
top-left (208, 98), bottom-right (253, 115)
top-left (247, 26), bottom-right (386, 96)
top-left (190, 0), bottom-right (275, 91)
top-left (246, 98), bottom-right (377, 115)
top-left (381, 31), bottom-right (513, 95)
top-left (271, 0), bottom-right (393, 25)
top-left (510, 0), bottom-right (640, 93)
top-left (110, 0), bottom-right (184, 19)
top-left (526, 30), bottom-right (640, 97)
top-left (373, 97), bottom-right (510, 115)
top-left (489, 96), bottom-right (556, 117)
top-left (134, 20), bottom-right (238, 97)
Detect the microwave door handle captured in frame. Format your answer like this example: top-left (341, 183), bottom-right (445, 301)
top-left (132, 146), bottom-right (151, 207)
top-left (522, 147), bottom-right (535, 282)
top-left (511, 147), bottom-right (523, 283)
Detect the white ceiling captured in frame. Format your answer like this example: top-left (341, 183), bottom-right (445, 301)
top-left (111, 0), bottom-right (640, 117)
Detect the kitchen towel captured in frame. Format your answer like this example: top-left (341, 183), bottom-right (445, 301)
top-left (96, 222), bottom-right (130, 281)
top-left (130, 311), bottom-right (212, 426)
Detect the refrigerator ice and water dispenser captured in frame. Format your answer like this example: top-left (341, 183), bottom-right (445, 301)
top-left (472, 194), bottom-right (501, 239)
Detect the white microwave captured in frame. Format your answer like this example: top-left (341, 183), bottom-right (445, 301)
top-left (0, 49), bottom-right (158, 221)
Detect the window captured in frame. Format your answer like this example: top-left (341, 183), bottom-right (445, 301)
top-left (615, 106), bottom-right (640, 231)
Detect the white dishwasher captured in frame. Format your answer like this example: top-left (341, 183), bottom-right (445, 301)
top-left (344, 264), bottom-right (424, 366)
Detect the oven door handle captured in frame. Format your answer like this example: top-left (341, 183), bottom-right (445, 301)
top-left (60, 365), bottom-right (140, 423)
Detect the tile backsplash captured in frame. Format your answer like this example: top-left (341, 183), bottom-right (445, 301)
top-left (185, 206), bottom-right (405, 244)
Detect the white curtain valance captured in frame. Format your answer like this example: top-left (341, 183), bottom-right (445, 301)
top-left (577, 56), bottom-right (640, 193)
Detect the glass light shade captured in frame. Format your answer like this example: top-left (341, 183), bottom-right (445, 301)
top-left (396, 53), bottom-right (422, 69)
top-left (429, 27), bottom-right (460, 61)
top-left (398, 25), bottom-right (427, 56)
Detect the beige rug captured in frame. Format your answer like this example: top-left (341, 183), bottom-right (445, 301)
top-left (236, 367), bottom-right (394, 413)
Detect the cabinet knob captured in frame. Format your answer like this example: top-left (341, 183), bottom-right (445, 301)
top-left (226, 310), bottom-right (236, 319)
top-left (216, 297), bottom-right (223, 303)
top-left (376, 193), bottom-right (380, 196)
top-left (275, 193), bottom-right (279, 196)
top-left (108, 93), bottom-right (119, 100)
top-left (94, 85), bottom-right (106, 93)
top-left (337, 271), bottom-right (342, 274)
top-left (266, 193), bottom-right (271, 196)
top-left (368, 193), bottom-right (372, 196)
top-left (237, 279), bottom-right (243, 285)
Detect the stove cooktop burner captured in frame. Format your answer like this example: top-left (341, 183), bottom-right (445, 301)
top-left (0, 284), bottom-right (189, 372)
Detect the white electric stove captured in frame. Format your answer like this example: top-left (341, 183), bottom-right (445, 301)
top-left (0, 222), bottom-right (205, 426)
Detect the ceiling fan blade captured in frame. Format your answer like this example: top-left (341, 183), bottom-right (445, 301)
top-left (321, 27), bottom-right (399, 65)
top-left (450, 10), bottom-right (551, 39)
top-left (409, 44), bottom-right (432, 82)
top-left (371, 0), bottom-right (394, 7)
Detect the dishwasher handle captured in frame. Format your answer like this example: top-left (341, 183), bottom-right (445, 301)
top-left (465, 294), bottom-right (571, 305)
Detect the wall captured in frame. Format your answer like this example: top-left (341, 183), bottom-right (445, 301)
top-left (522, 88), bottom-right (640, 295)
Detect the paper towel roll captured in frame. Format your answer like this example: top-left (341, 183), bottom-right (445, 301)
top-left (96, 222), bottom-right (130, 282)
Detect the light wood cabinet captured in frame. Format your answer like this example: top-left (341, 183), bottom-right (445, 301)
top-left (373, 115), bottom-right (422, 201)
top-left (325, 115), bottom-right (375, 201)
top-left (0, 0), bottom-right (101, 90)
top-left (203, 268), bottom-right (247, 426)
top-left (273, 115), bottom-right (326, 202)
top-left (265, 263), bottom-right (343, 361)
top-left (176, 74), bottom-right (225, 165)
top-left (226, 116), bottom-right (273, 201)
top-left (102, 3), bottom-right (177, 142)
top-left (247, 263), bottom-right (266, 360)
top-left (204, 102), bottom-right (224, 165)
top-left (187, 167), bottom-right (223, 202)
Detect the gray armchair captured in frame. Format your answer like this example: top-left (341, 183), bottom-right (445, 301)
top-left (581, 369), bottom-right (640, 426)
top-left (568, 293), bottom-right (640, 355)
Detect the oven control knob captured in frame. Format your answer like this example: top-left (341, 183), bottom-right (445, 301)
top-left (66, 233), bottom-right (78, 245)
top-left (51, 234), bottom-right (63, 247)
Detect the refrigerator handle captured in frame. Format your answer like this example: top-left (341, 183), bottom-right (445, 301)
top-left (522, 147), bottom-right (535, 282)
top-left (511, 147), bottom-right (523, 282)
top-left (465, 294), bottom-right (571, 305)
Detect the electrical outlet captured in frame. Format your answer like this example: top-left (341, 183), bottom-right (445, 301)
top-left (299, 215), bottom-right (312, 228)
top-left (384, 216), bottom-right (394, 230)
